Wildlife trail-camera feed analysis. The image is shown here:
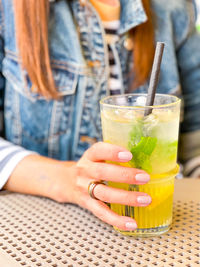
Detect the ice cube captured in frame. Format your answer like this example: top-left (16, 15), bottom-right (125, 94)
top-left (143, 113), bottom-right (159, 135)
top-left (136, 96), bottom-right (147, 106)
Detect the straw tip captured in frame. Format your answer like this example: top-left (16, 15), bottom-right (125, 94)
top-left (156, 42), bottom-right (165, 48)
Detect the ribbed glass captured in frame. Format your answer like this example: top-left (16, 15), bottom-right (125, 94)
top-left (109, 166), bottom-right (178, 237)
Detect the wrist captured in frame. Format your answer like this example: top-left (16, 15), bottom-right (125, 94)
top-left (4, 154), bottom-right (77, 203)
top-left (46, 161), bottom-right (77, 203)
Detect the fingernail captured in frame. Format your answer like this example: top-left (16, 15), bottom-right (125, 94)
top-left (125, 222), bottom-right (137, 230)
top-left (118, 151), bottom-right (132, 161)
top-left (135, 173), bottom-right (150, 182)
top-left (137, 196), bottom-right (152, 204)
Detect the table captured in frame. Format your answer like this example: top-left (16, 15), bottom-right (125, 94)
top-left (0, 179), bottom-right (199, 267)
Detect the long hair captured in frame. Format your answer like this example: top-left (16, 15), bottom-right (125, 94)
top-left (131, 0), bottom-right (155, 87)
top-left (14, 0), bottom-right (155, 99)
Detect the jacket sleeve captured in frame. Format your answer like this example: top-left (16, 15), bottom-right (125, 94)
top-left (176, 1), bottom-right (200, 176)
top-left (0, 2), bottom-right (36, 189)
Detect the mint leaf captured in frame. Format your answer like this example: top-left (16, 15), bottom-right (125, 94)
top-left (129, 136), bottom-right (157, 172)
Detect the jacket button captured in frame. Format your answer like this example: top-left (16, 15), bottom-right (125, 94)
top-left (88, 60), bottom-right (101, 67)
top-left (80, 136), bottom-right (97, 145)
top-left (80, 0), bottom-right (86, 6)
top-left (124, 38), bottom-right (134, 50)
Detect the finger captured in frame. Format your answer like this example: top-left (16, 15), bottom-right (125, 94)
top-left (83, 194), bottom-right (138, 231)
top-left (86, 162), bottom-right (150, 184)
top-left (85, 142), bottom-right (133, 162)
top-left (93, 183), bottom-right (152, 207)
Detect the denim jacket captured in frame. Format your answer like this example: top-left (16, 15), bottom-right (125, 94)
top-left (0, 0), bottom-right (200, 162)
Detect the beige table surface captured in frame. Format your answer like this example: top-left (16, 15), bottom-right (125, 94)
top-left (0, 179), bottom-right (199, 267)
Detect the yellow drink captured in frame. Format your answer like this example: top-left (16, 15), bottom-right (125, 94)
top-left (100, 94), bottom-right (181, 236)
top-left (109, 167), bottom-right (177, 236)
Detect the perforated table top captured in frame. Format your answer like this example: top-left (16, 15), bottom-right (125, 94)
top-left (0, 179), bottom-right (200, 267)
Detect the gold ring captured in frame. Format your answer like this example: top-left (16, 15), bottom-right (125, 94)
top-left (88, 181), bottom-right (104, 200)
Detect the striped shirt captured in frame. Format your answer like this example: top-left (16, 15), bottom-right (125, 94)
top-left (103, 20), bottom-right (122, 95)
top-left (90, 0), bottom-right (122, 95)
top-left (0, 138), bottom-right (34, 189)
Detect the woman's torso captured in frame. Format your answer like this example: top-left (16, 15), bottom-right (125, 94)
top-left (0, 0), bottom-right (196, 160)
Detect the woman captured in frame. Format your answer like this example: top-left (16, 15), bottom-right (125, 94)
top-left (0, 0), bottom-right (200, 231)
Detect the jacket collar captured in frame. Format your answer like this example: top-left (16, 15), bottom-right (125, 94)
top-left (50, 0), bottom-right (147, 35)
top-left (119, 0), bottom-right (147, 35)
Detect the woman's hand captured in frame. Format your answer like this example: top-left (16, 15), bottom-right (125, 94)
top-left (66, 142), bottom-right (151, 231)
top-left (4, 142), bottom-right (151, 231)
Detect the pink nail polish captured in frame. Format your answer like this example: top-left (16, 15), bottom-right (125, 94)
top-left (125, 222), bottom-right (137, 230)
top-left (118, 151), bottom-right (132, 161)
top-left (135, 173), bottom-right (150, 182)
top-left (137, 196), bottom-right (152, 204)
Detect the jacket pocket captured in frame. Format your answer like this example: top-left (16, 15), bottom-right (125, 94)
top-left (2, 57), bottom-right (78, 100)
top-left (3, 57), bottom-right (78, 149)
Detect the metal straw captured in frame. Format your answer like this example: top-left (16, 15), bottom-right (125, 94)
top-left (144, 42), bottom-right (165, 116)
